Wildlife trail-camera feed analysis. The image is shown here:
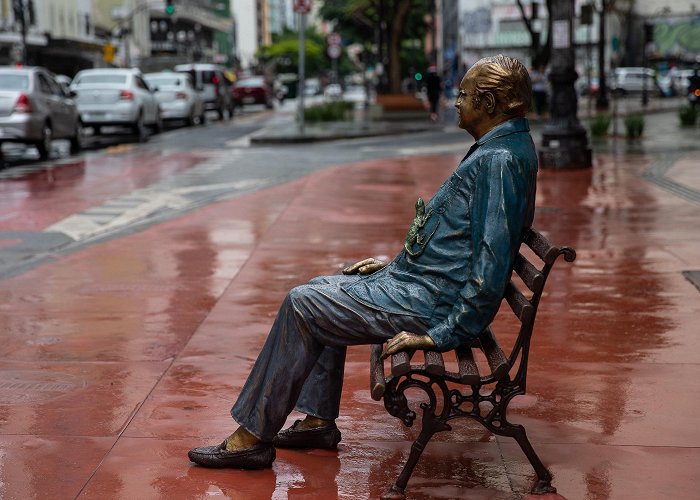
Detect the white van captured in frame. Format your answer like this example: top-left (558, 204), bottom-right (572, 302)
top-left (174, 63), bottom-right (233, 120)
top-left (611, 67), bottom-right (660, 96)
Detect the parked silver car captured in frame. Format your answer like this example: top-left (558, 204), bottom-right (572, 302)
top-left (71, 68), bottom-right (161, 141)
top-left (144, 71), bottom-right (205, 126)
top-left (0, 66), bottom-right (82, 159)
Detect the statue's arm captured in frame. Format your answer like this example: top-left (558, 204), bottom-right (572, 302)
top-left (342, 258), bottom-right (387, 275)
top-left (427, 155), bottom-right (528, 351)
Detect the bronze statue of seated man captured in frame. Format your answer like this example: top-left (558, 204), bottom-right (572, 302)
top-left (188, 54), bottom-right (538, 470)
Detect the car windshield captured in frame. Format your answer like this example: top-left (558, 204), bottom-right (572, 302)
top-left (146, 76), bottom-right (182, 87)
top-left (74, 74), bottom-right (128, 85)
top-left (0, 74), bottom-right (29, 90)
top-left (237, 78), bottom-right (264, 87)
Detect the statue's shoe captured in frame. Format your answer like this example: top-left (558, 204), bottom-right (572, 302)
top-left (188, 441), bottom-right (275, 469)
top-left (272, 420), bottom-right (342, 449)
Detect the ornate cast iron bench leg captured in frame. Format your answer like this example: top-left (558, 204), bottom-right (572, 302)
top-left (511, 425), bottom-right (556, 494)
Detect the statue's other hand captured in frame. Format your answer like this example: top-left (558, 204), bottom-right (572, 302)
top-left (381, 332), bottom-right (436, 359)
top-left (342, 258), bottom-right (387, 275)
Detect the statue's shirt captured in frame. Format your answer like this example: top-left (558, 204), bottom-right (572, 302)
top-left (342, 118), bottom-right (538, 350)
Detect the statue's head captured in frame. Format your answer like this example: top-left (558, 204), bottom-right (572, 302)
top-left (455, 55), bottom-right (532, 138)
top-left (468, 55), bottom-right (532, 118)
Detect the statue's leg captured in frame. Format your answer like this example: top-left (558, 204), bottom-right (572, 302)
top-left (230, 293), bottom-right (325, 442)
top-left (294, 344), bottom-right (346, 420)
top-left (230, 277), bottom-right (427, 442)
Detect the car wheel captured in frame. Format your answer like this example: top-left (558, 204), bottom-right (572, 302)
top-left (36, 122), bottom-right (52, 161)
top-left (69, 121), bottom-right (83, 154)
top-left (133, 112), bottom-right (149, 142)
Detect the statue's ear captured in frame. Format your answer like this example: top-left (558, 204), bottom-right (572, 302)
top-left (483, 91), bottom-right (496, 114)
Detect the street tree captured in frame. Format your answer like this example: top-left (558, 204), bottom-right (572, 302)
top-left (319, 0), bottom-right (432, 94)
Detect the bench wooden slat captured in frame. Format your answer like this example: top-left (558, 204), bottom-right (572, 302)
top-left (504, 281), bottom-right (534, 324)
top-left (523, 229), bottom-right (559, 264)
top-left (456, 346), bottom-right (480, 384)
top-left (370, 344), bottom-right (386, 401)
top-left (391, 350), bottom-right (412, 376)
top-left (479, 328), bottom-right (509, 380)
top-left (425, 350), bottom-right (445, 376)
top-left (513, 253), bottom-right (544, 294)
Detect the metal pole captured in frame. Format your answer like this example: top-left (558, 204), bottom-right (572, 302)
top-left (596, 0), bottom-right (609, 109)
top-left (539, 0), bottom-right (592, 169)
top-left (19, 0), bottom-right (27, 64)
top-left (642, 24), bottom-right (649, 107)
top-left (298, 11), bottom-right (306, 135)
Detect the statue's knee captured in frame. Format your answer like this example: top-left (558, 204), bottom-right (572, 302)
top-left (286, 285), bottom-right (309, 308)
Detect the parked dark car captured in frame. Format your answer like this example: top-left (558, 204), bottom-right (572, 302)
top-left (0, 66), bottom-right (82, 159)
top-left (231, 76), bottom-right (274, 109)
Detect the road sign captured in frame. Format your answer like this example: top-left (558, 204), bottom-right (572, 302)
top-left (327, 44), bottom-right (342, 59)
top-left (103, 43), bottom-right (115, 63)
top-left (327, 33), bottom-right (341, 46)
top-left (293, 0), bottom-right (311, 14)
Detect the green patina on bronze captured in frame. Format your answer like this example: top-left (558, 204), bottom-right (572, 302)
top-left (404, 197), bottom-right (436, 257)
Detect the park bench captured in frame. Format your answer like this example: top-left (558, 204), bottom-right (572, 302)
top-left (369, 227), bottom-right (576, 499)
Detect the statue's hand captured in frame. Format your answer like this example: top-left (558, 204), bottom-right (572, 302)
top-left (342, 258), bottom-right (387, 275)
top-left (381, 332), bottom-right (436, 359)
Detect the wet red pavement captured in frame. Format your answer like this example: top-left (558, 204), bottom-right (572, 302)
top-left (1, 145), bottom-right (699, 499)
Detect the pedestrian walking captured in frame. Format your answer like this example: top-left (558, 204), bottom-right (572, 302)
top-left (688, 69), bottom-right (700, 108)
top-left (425, 65), bottom-right (442, 122)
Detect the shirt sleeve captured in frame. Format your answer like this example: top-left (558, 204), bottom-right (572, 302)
top-left (427, 152), bottom-right (526, 351)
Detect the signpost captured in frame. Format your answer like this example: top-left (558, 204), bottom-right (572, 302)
top-left (327, 32), bottom-right (341, 84)
top-left (294, 0), bottom-right (312, 135)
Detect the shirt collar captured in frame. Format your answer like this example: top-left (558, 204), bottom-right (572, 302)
top-left (475, 117), bottom-right (530, 146)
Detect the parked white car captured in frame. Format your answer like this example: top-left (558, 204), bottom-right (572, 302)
top-left (611, 67), bottom-right (661, 96)
top-left (71, 68), bottom-right (161, 141)
top-left (144, 71), bottom-right (205, 126)
top-left (671, 69), bottom-right (696, 96)
top-left (324, 83), bottom-right (343, 99)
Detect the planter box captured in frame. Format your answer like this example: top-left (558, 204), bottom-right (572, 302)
top-left (376, 93), bottom-right (425, 111)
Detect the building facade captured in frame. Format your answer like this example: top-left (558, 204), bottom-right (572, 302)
top-left (451, 0), bottom-right (698, 81)
top-left (0, 0), bottom-right (103, 75)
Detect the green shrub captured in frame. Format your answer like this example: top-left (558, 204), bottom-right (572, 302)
top-left (590, 114), bottom-right (612, 137)
top-left (624, 114), bottom-right (645, 138)
top-left (679, 105), bottom-right (698, 126)
top-left (304, 101), bottom-right (354, 122)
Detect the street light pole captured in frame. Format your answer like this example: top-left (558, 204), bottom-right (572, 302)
top-left (298, 10), bottom-right (306, 135)
top-left (595, 0), bottom-right (609, 110)
top-left (539, 0), bottom-right (592, 170)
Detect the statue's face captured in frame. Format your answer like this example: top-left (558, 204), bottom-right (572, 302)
top-left (454, 70), bottom-right (482, 134)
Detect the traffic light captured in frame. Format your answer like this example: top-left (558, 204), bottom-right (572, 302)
top-left (165, 0), bottom-right (175, 15)
top-left (644, 23), bottom-right (654, 43)
top-left (414, 72), bottom-right (423, 82)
